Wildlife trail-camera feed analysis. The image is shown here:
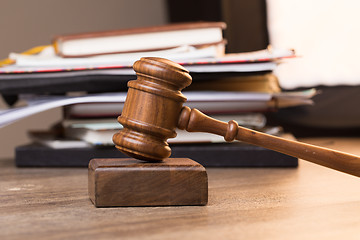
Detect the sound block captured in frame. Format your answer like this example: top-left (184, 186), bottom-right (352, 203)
top-left (88, 158), bottom-right (208, 207)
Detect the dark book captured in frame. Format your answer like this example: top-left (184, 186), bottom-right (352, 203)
top-left (0, 72), bottom-right (271, 105)
top-left (15, 142), bottom-right (298, 168)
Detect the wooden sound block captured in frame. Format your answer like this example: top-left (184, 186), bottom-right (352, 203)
top-left (88, 158), bottom-right (208, 207)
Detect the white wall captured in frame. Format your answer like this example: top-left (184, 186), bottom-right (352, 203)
top-left (0, 0), bottom-right (167, 159)
top-left (267, 0), bottom-right (360, 89)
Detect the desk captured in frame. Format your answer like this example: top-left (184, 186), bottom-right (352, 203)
top-left (1, 138), bottom-right (360, 240)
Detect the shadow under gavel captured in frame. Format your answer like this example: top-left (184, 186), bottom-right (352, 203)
top-left (113, 57), bottom-right (360, 177)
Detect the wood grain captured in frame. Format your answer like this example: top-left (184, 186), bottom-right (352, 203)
top-left (1, 137), bottom-right (360, 240)
top-left (88, 158), bottom-right (208, 207)
top-left (178, 106), bottom-right (360, 177)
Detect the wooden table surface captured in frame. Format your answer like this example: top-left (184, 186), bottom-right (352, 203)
top-left (1, 138), bottom-right (360, 240)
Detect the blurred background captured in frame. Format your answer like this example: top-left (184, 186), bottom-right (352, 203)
top-left (0, 0), bottom-right (167, 158)
top-left (0, 0), bottom-right (268, 159)
top-left (1, 0), bottom-right (359, 159)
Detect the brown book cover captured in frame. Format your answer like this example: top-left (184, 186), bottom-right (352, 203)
top-left (186, 73), bottom-right (281, 93)
top-left (53, 22), bottom-right (226, 58)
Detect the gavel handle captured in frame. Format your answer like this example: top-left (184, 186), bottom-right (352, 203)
top-left (178, 107), bottom-right (360, 177)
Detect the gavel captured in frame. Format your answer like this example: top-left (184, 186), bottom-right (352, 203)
top-left (113, 57), bottom-right (360, 177)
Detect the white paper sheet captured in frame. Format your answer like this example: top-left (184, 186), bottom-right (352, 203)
top-left (0, 90), bottom-right (315, 128)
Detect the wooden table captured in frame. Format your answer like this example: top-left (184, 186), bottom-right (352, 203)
top-left (1, 138), bottom-right (360, 240)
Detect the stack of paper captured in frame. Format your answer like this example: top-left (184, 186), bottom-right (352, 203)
top-left (0, 22), bottom-right (307, 167)
top-left (0, 22), bottom-right (295, 97)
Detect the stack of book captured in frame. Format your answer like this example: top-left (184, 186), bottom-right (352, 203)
top-left (0, 22), bottom-right (311, 167)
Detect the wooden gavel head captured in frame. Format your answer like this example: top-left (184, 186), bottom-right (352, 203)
top-left (112, 57), bottom-right (192, 161)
